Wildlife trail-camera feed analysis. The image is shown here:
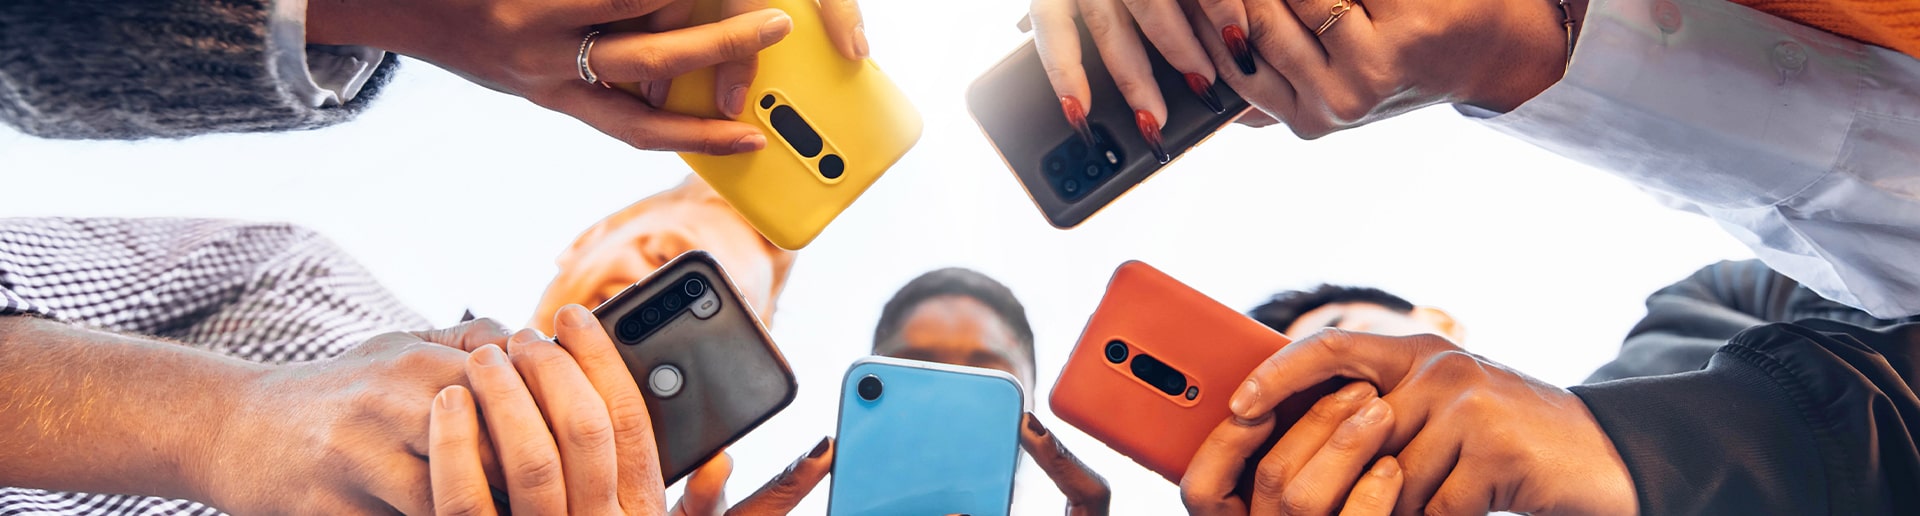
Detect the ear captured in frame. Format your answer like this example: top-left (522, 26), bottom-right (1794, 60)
top-left (1410, 306), bottom-right (1466, 343)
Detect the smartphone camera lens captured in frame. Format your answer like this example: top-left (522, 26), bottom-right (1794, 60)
top-left (1083, 163), bottom-right (1102, 178)
top-left (1104, 340), bottom-right (1128, 363)
top-left (640, 307), bottom-right (662, 325)
top-left (1129, 354), bottom-right (1189, 396)
top-left (1046, 156), bottom-right (1066, 176)
top-left (1062, 178), bottom-right (1081, 196)
top-left (759, 94), bottom-right (776, 110)
top-left (682, 277), bottom-right (706, 297)
top-left (662, 293), bottom-right (684, 311)
top-left (819, 154), bottom-right (845, 180)
top-left (616, 316), bottom-right (643, 342)
top-left (856, 374), bottom-right (884, 401)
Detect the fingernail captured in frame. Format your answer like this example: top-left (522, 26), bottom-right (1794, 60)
top-left (724, 85), bottom-right (748, 118)
top-left (1223, 25), bottom-right (1256, 75)
top-left (435, 387), bottom-right (459, 410)
top-left (734, 133), bottom-right (767, 153)
top-left (1136, 110), bottom-right (1169, 164)
top-left (474, 344), bottom-right (506, 366)
top-left (853, 25), bottom-right (870, 58)
top-left (1060, 96), bottom-right (1094, 147)
top-left (1230, 379), bottom-right (1259, 417)
top-left (761, 13), bottom-right (794, 43)
top-left (1355, 398), bottom-right (1389, 424)
top-left (560, 304), bottom-right (594, 329)
top-left (646, 81), bottom-right (669, 109)
top-left (808, 436), bottom-right (830, 458)
top-left (1024, 413), bottom-right (1048, 437)
top-left (1372, 456), bottom-right (1401, 477)
top-left (1184, 73), bottom-right (1225, 114)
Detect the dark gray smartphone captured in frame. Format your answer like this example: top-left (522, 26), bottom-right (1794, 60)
top-left (967, 21), bottom-right (1251, 229)
top-left (590, 250), bottom-right (797, 485)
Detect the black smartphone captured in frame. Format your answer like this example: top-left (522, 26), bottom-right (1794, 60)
top-left (590, 250), bottom-right (798, 485)
top-left (968, 20), bottom-right (1251, 229)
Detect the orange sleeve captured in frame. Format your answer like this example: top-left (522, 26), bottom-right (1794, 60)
top-left (1730, 0), bottom-right (1920, 57)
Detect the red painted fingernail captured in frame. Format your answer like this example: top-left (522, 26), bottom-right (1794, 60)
top-left (1136, 110), bottom-right (1169, 164)
top-left (1223, 25), bottom-right (1257, 75)
top-left (1061, 96), bottom-right (1095, 146)
top-left (1185, 73), bottom-right (1225, 114)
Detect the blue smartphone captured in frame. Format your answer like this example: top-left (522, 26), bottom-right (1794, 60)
top-left (828, 356), bottom-right (1024, 516)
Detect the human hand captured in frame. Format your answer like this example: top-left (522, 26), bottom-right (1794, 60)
top-left (202, 318), bottom-right (511, 515)
top-left (1029, 0), bottom-right (1228, 164)
top-left (432, 305), bottom-right (671, 514)
top-left (668, 437), bottom-right (837, 515)
top-left (1181, 381), bottom-right (1403, 516)
top-left (305, 0), bottom-right (794, 153)
top-left (1181, 0), bottom-right (1577, 138)
top-left (628, 0), bottom-right (870, 119)
top-left (1019, 413), bottom-right (1112, 516)
top-left (1226, 330), bottom-right (1636, 515)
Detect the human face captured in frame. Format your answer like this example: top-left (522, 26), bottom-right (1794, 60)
top-left (1283, 302), bottom-right (1456, 341)
top-left (874, 295), bottom-right (1035, 389)
top-left (531, 194), bottom-right (783, 334)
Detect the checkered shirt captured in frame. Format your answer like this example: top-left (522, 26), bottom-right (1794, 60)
top-left (0, 218), bottom-right (430, 515)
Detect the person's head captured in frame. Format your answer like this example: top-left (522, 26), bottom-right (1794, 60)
top-left (1249, 284), bottom-right (1464, 342)
top-left (531, 175), bottom-right (796, 334)
top-left (871, 268), bottom-right (1037, 389)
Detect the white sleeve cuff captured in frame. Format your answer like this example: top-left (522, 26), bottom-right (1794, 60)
top-left (1462, 0), bottom-right (1920, 318)
top-left (268, 0), bottom-right (386, 108)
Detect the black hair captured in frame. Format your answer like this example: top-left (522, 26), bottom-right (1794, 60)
top-left (872, 267), bottom-right (1036, 377)
top-left (1249, 284), bottom-right (1415, 334)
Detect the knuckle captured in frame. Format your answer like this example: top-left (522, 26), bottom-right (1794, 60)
top-left (1277, 486), bottom-right (1324, 516)
top-left (1251, 461), bottom-right (1293, 499)
top-left (435, 491), bottom-right (494, 516)
top-left (1348, 487), bottom-right (1393, 512)
top-left (511, 453), bottom-right (566, 492)
top-left (605, 390), bottom-right (655, 438)
top-left (564, 410), bottom-right (617, 450)
top-left (1326, 422), bottom-right (1369, 453)
top-left (625, 45), bottom-right (669, 81)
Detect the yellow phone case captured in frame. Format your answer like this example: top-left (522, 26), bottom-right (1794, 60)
top-left (614, 0), bottom-right (922, 250)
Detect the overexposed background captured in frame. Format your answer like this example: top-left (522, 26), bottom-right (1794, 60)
top-left (0, 0), bottom-right (1751, 513)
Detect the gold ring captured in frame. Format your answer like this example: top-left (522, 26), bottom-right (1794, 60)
top-left (1314, 0), bottom-right (1353, 36)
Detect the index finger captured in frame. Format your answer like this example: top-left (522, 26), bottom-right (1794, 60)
top-left (1226, 330), bottom-right (1444, 421)
top-left (552, 304), bottom-right (669, 514)
top-left (1018, 413), bottom-right (1111, 513)
top-left (818, 0), bottom-right (868, 60)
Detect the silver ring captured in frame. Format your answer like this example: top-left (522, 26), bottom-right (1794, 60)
top-left (577, 30), bottom-right (603, 83)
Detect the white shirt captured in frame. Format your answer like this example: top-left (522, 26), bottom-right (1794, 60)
top-left (269, 0), bottom-right (385, 108)
top-left (1463, 0), bottom-right (1920, 318)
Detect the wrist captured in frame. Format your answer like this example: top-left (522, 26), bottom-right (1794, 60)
top-left (178, 361), bottom-right (275, 510)
top-left (1460, 0), bottom-right (1580, 112)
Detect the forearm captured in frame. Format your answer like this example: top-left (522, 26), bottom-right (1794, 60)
top-left (0, 316), bottom-right (268, 503)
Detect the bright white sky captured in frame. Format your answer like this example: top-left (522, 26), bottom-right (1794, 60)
top-left (0, 0), bottom-right (1752, 513)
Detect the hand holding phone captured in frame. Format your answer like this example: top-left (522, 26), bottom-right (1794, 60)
top-left (589, 250), bottom-right (797, 485)
top-left (969, 20), bottom-right (1250, 229)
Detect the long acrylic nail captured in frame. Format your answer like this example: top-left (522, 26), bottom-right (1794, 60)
top-left (1223, 25), bottom-right (1256, 75)
top-left (1185, 73), bottom-right (1225, 114)
top-left (808, 436), bottom-right (831, 458)
top-left (1136, 110), bottom-right (1169, 164)
top-left (1060, 96), bottom-right (1095, 146)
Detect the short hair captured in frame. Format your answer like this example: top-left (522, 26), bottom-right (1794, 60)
top-left (872, 268), bottom-right (1036, 377)
top-left (1249, 284), bottom-right (1415, 334)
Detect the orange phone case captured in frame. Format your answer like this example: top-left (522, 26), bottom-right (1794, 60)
top-left (1050, 261), bottom-right (1319, 484)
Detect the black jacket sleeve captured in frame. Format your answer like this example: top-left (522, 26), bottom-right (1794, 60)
top-left (1586, 260), bottom-right (1901, 383)
top-left (1569, 320), bottom-right (1920, 514)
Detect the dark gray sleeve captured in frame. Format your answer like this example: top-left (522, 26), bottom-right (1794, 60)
top-left (0, 0), bottom-right (397, 140)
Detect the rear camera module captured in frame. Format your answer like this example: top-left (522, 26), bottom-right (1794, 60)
top-left (759, 94), bottom-right (776, 110)
top-left (1104, 340), bottom-right (1128, 363)
top-left (1043, 125), bottom-right (1123, 202)
top-left (1129, 353), bottom-right (1189, 397)
top-left (640, 307), bottom-right (662, 325)
top-left (661, 294), bottom-right (684, 311)
top-left (616, 316), bottom-right (643, 343)
top-left (682, 277), bottom-right (706, 297)
top-left (856, 374), bottom-right (884, 401)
